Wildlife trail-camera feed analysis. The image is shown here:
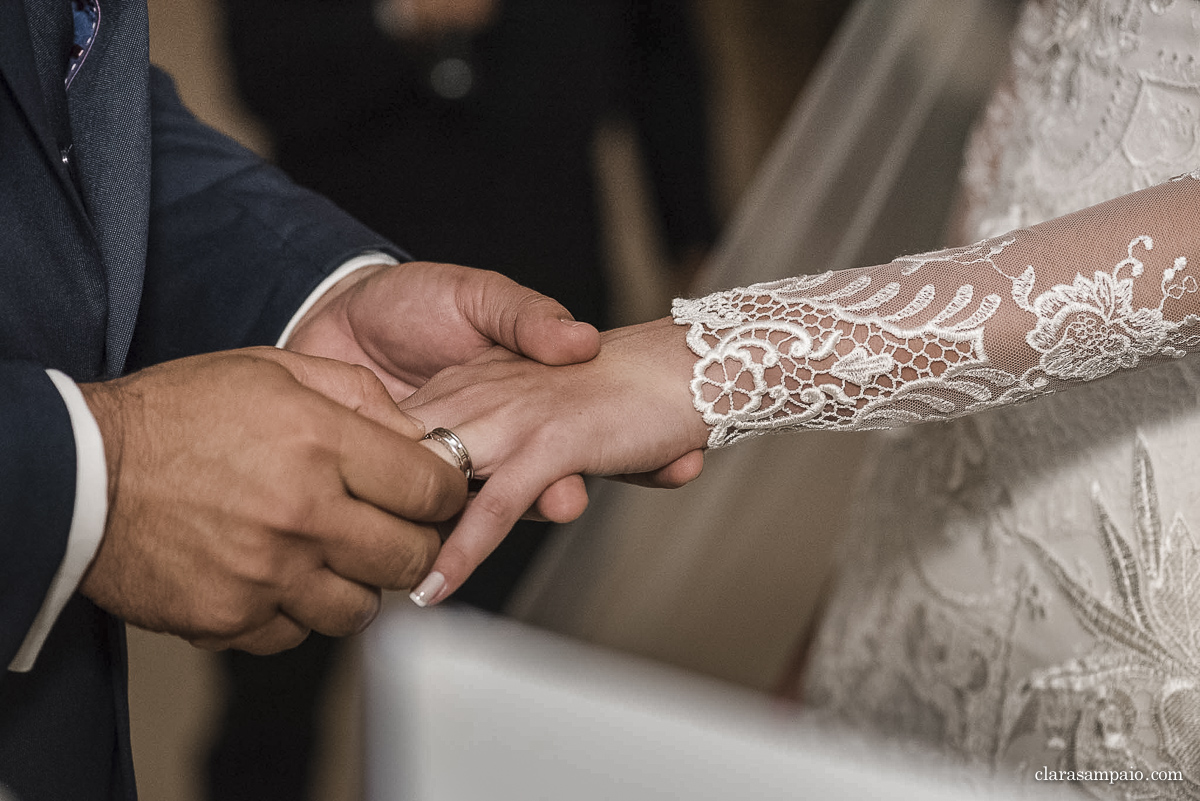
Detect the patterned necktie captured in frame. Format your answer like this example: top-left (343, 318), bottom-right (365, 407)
top-left (67, 0), bottom-right (100, 89)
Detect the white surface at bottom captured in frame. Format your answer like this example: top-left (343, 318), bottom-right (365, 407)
top-left (365, 606), bottom-right (1074, 801)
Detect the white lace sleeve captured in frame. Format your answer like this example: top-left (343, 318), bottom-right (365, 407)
top-left (673, 172), bottom-right (1200, 448)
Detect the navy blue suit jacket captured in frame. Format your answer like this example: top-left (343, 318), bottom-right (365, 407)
top-left (0, 1), bottom-right (404, 797)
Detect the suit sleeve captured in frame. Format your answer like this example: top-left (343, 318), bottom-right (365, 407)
top-left (0, 365), bottom-right (77, 668)
top-left (125, 67), bottom-right (408, 368)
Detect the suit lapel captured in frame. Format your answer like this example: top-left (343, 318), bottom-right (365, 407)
top-left (4, 0), bottom-right (152, 376)
top-left (66, 0), bottom-right (152, 377)
top-left (0, 0), bottom-right (90, 220)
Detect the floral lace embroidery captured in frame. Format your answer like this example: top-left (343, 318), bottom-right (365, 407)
top-left (674, 217), bottom-right (1200, 448)
top-left (1012, 439), bottom-right (1200, 795)
top-left (1021, 237), bottom-right (1200, 375)
top-left (793, 1), bottom-right (1200, 795)
top-left (958, 0), bottom-right (1200, 241)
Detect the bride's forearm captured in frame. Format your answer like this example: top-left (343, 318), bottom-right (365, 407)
top-left (403, 171), bottom-right (1200, 604)
top-left (673, 171), bottom-right (1200, 448)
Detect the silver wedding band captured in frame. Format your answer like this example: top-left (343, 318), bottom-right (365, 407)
top-left (423, 427), bottom-right (474, 481)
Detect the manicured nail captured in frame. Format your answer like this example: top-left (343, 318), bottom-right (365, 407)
top-left (409, 571), bottom-right (445, 608)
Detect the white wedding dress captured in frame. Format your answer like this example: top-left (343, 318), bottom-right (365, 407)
top-left (670, 0), bottom-right (1200, 794)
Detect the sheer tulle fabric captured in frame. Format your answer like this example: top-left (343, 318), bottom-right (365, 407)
top-left (512, 0), bottom-right (1015, 690)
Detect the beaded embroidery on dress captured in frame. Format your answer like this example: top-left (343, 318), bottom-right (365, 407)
top-left (672, 0), bottom-right (1200, 795)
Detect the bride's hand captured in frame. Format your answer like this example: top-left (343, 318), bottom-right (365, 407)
top-left (399, 316), bottom-right (709, 605)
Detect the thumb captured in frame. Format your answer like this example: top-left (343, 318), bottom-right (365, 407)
top-left (460, 269), bottom-right (601, 365)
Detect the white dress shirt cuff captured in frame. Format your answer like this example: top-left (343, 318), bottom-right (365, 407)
top-left (9, 370), bottom-right (108, 672)
top-left (275, 252), bottom-right (400, 347)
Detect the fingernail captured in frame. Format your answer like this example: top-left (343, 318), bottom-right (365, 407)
top-left (357, 595), bottom-right (383, 633)
top-left (558, 318), bottom-right (588, 328)
top-left (409, 571), bottom-right (445, 608)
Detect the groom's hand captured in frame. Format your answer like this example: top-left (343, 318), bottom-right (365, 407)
top-left (285, 261), bottom-right (610, 520)
top-left (78, 348), bottom-right (467, 654)
top-left (284, 261), bottom-right (601, 399)
top-left (286, 261), bottom-right (701, 518)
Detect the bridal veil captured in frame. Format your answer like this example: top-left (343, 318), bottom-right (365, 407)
top-left (510, 0), bottom-right (1020, 689)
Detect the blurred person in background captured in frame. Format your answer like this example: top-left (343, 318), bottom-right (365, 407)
top-left (207, 1), bottom-right (720, 798)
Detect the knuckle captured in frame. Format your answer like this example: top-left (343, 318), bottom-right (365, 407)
top-left (470, 487), bottom-right (513, 527)
top-left (187, 636), bottom-right (228, 653)
top-left (349, 363), bottom-right (386, 406)
top-left (276, 384), bottom-right (320, 419)
top-left (264, 489), bottom-right (323, 534)
top-left (403, 470), bottom-right (440, 521)
top-left (339, 589), bottom-right (382, 635)
top-left (408, 459), bottom-right (466, 522)
top-left (238, 349), bottom-right (294, 386)
top-left (358, 589), bottom-right (384, 631)
top-left (227, 535), bottom-right (290, 586)
top-left (434, 540), bottom-right (477, 587)
top-left (279, 627), bottom-right (311, 652)
top-left (380, 526), bottom-right (440, 590)
top-left (411, 528), bottom-right (441, 580)
top-left (203, 596), bottom-right (256, 640)
top-left (241, 626), bottom-right (309, 656)
top-left (316, 596), bottom-right (375, 638)
top-left (527, 425), bottom-right (560, 459)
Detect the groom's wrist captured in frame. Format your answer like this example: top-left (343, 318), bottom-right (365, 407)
top-left (279, 255), bottom-right (397, 349)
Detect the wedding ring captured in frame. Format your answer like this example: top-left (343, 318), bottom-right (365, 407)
top-left (422, 427), bottom-right (474, 481)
